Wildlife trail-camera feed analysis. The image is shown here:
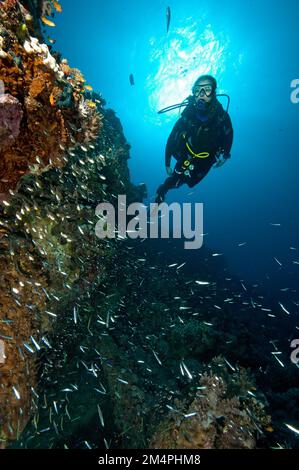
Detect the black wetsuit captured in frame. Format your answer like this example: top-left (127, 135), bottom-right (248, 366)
top-left (156, 97), bottom-right (233, 199)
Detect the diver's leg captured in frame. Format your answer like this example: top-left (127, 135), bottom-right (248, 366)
top-left (155, 173), bottom-right (184, 203)
top-left (187, 165), bottom-right (213, 188)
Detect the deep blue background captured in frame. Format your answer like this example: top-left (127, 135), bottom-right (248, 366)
top-left (47, 0), bottom-right (299, 290)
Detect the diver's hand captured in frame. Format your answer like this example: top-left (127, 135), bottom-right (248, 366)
top-left (166, 166), bottom-right (173, 176)
top-left (213, 154), bottom-right (230, 169)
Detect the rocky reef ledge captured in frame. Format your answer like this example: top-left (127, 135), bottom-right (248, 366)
top-left (0, 0), bottom-right (144, 447)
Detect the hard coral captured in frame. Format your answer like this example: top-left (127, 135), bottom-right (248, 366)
top-left (0, 0), bottom-right (19, 11)
top-left (0, 37), bottom-right (8, 59)
top-left (41, 0), bottom-right (53, 17)
top-left (150, 369), bottom-right (270, 449)
top-left (0, 93), bottom-right (23, 148)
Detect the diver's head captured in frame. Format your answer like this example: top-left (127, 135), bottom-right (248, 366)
top-left (192, 75), bottom-right (217, 111)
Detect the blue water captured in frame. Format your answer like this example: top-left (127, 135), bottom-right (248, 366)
top-left (50, 0), bottom-right (299, 288)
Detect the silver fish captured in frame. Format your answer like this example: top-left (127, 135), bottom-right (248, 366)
top-left (12, 386), bottom-right (21, 400)
top-left (97, 405), bottom-right (105, 427)
top-left (285, 423), bottom-right (299, 435)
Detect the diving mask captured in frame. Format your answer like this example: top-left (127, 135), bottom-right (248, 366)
top-left (193, 84), bottom-right (214, 98)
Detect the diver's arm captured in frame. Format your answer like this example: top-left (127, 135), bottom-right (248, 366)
top-left (213, 114), bottom-right (234, 169)
top-left (222, 113), bottom-right (234, 157)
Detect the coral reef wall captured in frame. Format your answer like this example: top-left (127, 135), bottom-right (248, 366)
top-left (0, 0), bottom-right (144, 447)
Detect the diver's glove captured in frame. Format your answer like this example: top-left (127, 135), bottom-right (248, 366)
top-left (166, 166), bottom-right (173, 176)
top-left (213, 153), bottom-right (231, 169)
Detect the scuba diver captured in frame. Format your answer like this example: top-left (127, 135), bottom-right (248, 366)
top-left (155, 75), bottom-right (233, 203)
